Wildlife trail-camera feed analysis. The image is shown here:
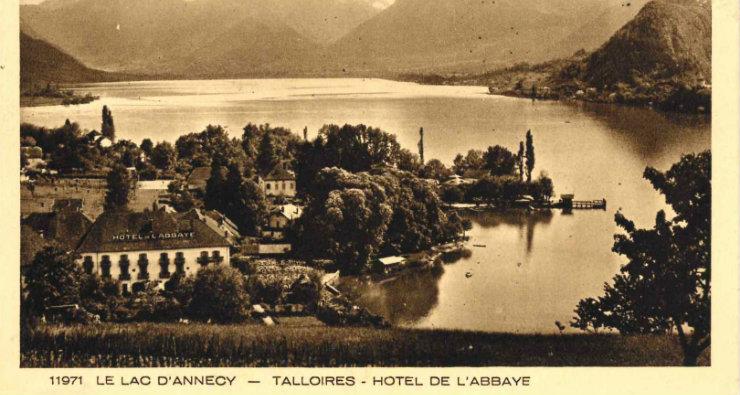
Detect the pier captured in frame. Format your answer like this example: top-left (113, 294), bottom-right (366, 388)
top-left (559, 195), bottom-right (607, 210)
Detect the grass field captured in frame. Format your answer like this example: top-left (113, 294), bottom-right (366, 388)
top-left (20, 322), bottom-right (709, 367)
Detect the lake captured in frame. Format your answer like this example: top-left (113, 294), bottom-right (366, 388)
top-left (21, 78), bottom-right (711, 333)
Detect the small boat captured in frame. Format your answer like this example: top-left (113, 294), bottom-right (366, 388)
top-left (473, 244), bottom-right (487, 248)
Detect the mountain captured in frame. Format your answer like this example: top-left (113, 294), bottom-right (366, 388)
top-left (20, 32), bottom-right (114, 91)
top-left (328, 0), bottom-right (650, 74)
top-left (20, 0), bottom-right (707, 82)
top-left (584, 0), bottom-right (711, 86)
top-left (20, 0), bottom-right (380, 75)
top-left (450, 0), bottom-right (711, 113)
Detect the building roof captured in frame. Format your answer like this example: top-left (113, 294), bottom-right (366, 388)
top-left (77, 208), bottom-right (230, 254)
top-left (22, 209), bottom-right (94, 258)
top-left (187, 167), bottom-right (211, 189)
top-left (377, 256), bottom-right (406, 266)
top-left (180, 209), bottom-right (241, 245)
top-left (270, 204), bottom-right (303, 221)
top-left (137, 180), bottom-right (172, 190)
top-left (52, 199), bottom-right (83, 212)
top-left (264, 165), bottom-right (295, 181)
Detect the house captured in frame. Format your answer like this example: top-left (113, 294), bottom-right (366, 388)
top-left (444, 174), bottom-right (478, 186)
top-left (21, 204), bottom-right (94, 268)
top-left (373, 256), bottom-right (407, 275)
top-left (259, 165), bottom-right (296, 198)
top-left (444, 174), bottom-right (464, 186)
top-left (76, 208), bottom-right (231, 293)
top-left (186, 166), bottom-right (211, 192)
top-left (262, 204), bottom-right (303, 240)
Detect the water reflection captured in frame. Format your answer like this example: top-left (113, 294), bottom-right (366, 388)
top-left (339, 210), bottom-right (557, 327)
top-left (339, 268), bottom-right (444, 326)
top-left (468, 209), bottom-right (554, 255)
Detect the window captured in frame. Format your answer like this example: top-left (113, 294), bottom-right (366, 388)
top-left (119, 255), bottom-right (131, 281)
top-left (83, 256), bottom-right (94, 275)
top-left (212, 250), bottom-right (223, 264)
top-left (101, 255), bottom-right (111, 278)
top-left (197, 251), bottom-right (210, 267)
top-left (159, 253), bottom-right (171, 279)
top-left (266, 183), bottom-right (271, 190)
top-left (175, 252), bottom-right (185, 274)
top-left (137, 254), bottom-right (149, 280)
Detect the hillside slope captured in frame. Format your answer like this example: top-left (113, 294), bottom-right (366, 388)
top-left (20, 32), bottom-right (113, 91)
top-left (21, 0), bottom-right (650, 77)
top-left (19, 0), bottom-right (378, 75)
top-left (584, 0), bottom-right (711, 86)
top-left (329, 0), bottom-right (649, 74)
top-left (406, 0), bottom-right (711, 113)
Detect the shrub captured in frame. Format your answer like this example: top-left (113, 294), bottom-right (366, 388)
top-left (187, 265), bottom-right (250, 323)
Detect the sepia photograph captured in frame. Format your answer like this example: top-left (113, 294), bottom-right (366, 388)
top-left (13, 0), bottom-right (717, 371)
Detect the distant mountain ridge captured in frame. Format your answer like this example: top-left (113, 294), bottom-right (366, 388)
top-left (327, 0), bottom-right (650, 74)
top-left (20, 0), bottom-right (380, 75)
top-left (20, 0), bottom-right (652, 77)
top-left (20, 32), bottom-right (115, 91)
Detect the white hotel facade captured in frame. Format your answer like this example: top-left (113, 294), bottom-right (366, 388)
top-left (76, 208), bottom-right (231, 293)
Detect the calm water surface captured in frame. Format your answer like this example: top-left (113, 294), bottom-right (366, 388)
top-left (21, 78), bottom-right (710, 333)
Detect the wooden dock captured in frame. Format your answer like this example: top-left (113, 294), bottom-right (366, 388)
top-left (569, 199), bottom-right (607, 210)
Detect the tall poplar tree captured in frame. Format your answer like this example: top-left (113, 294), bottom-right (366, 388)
top-left (257, 132), bottom-right (279, 176)
top-left (517, 141), bottom-right (525, 182)
top-left (525, 130), bottom-right (535, 182)
top-left (101, 105), bottom-right (116, 141)
top-left (104, 164), bottom-right (132, 211)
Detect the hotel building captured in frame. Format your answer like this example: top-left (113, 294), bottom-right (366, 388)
top-left (76, 208), bottom-right (231, 293)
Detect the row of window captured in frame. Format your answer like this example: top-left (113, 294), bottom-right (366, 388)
top-left (265, 181), bottom-right (294, 191)
top-left (82, 251), bottom-right (224, 280)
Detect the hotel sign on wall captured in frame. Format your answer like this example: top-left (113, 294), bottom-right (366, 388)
top-left (112, 232), bottom-right (195, 242)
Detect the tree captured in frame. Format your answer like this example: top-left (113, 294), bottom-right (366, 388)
top-left (23, 247), bottom-right (82, 317)
top-left (419, 159), bottom-right (451, 181)
top-left (453, 149), bottom-right (485, 175)
top-left (113, 140), bottom-right (141, 168)
top-left (292, 168), bottom-right (393, 274)
top-left (101, 105), bottom-right (115, 141)
top-left (418, 127), bottom-right (425, 165)
top-left (256, 132), bottom-right (279, 176)
top-left (397, 148), bottom-right (421, 174)
top-left (188, 265), bottom-right (250, 323)
top-left (533, 171), bottom-right (554, 201)
top-left (20, 150), bottom-right (28, 168)
top-left (241, 123), bottom-right (260, 160)
top-left (150, 141), bottom-right (176, 173)
top-left (140, 138), bottom-right (154, 157)
top-left (222, 163), bottom-right (267, 235)
top-left (483, 145), bottom-right (517, 176)
top-left (204, 161), bottom-right (228, 211)
top-left (571, 151), bottom-right (711, 366)
top-left (104, 164), bottom-right (133, 211)
top-left (167, 180), bottom-right (199, 212)
top-left (517, 141), bottom-right (525, 182)
top-left (176, 125), bottom-right (248, 170)
top-left (525, 130), bottom-right (535, 182)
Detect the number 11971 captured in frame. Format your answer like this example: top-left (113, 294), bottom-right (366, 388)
top-left (50, 376), bottom-right (82, 385)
